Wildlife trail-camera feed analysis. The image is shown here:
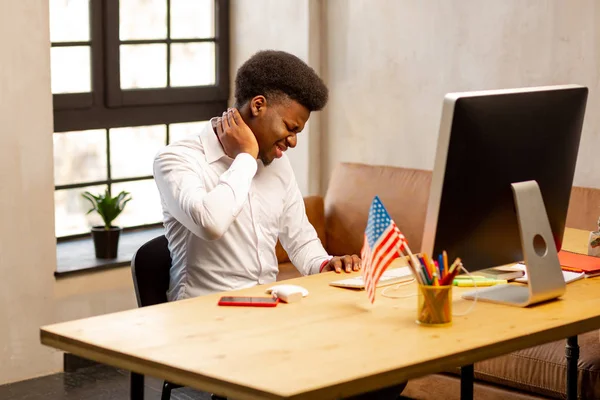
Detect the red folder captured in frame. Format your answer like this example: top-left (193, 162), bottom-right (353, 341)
top-left (558, 250), bottom-right (600, 274)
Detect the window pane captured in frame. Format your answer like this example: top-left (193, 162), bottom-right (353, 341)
top-left (50, 0), bottom-right (90, 42)
top-left (120, 44), bottom-right (167, 89)
top-left (55, 185), bottom-right (105, 237)
top-left (110, 125), bottom-right (166, 179)
top-left (170, 43), bottom-right (215, 87)
top-left (112, 180), bottom-right (163, 227)
top-left (120, 0), bottom-right (167, 40)
top-left (54, 129), bottom-right (107, 186)
top-left (170, 0), bottom-right (214, 39)
top-left (169, 121), bottom-right (209, 143)
top-left (51, 46), bottom-right (91, 94)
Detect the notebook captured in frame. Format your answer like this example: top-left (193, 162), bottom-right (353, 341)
top-left (557, 250), bottom-right (600, 274)
top-left (513, 263), bottom-right (585, 284)
top-left (329, 266), bottom-right (414, 289)
top-left (476, 266), bottom-right (525, 281)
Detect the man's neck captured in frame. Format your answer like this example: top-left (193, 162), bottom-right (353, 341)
top-left (210, 105), bottom-right (252, 155)
top-left (237, 103), bottom-right (252, 124)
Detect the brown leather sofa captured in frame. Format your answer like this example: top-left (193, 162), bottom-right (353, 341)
top-left (276, 162), bottom-right (600, 399)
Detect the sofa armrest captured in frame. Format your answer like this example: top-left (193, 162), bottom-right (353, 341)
top-left (275, 195), bottom-right (327, 264)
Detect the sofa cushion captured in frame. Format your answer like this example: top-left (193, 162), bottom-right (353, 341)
top-left (275, 195), bottom-right (327, 264)
top-left (566, 186), bottom-right (600, 232)
top-left (324, 163), bottom-right (432, 256)
top-left (404, 373), bottom-right (549, 400)
top-left (469, 330), bottom-right (600, 399)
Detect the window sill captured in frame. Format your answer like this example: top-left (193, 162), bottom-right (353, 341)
top-left (55, 227), bottom-right (164, 277)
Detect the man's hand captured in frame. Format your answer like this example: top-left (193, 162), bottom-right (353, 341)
top-left (216, 108), bottom-right (259, 159)
top-left (322, 255), bottom-right (361, 273)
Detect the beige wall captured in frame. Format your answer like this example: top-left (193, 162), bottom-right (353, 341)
top-left (0, 0), bottom-right (57, 384)
top-left (0, 1), bottom-right (138, 385)
top-left (323, 0), bottom-right (600, 190)
top-left (230, 0), bottom-right (324, 195)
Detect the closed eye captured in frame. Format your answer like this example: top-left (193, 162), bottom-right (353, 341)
top-left (285, 122), bottom-right (300, 133)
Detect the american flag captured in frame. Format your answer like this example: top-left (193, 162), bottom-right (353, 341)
top-left (361, 196), bottom-right (406, 303)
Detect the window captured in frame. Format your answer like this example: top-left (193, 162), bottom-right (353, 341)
top-left (51, 0), bottom-right (228, 239)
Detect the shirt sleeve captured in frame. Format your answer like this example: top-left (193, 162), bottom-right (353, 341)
top-left (277, 178), bottom-right (331, 275)
top-left (154, 148), bottom-right (257, 241)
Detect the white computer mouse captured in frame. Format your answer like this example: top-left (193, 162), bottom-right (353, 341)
top-left (265, 284), bottom-right (309, 303)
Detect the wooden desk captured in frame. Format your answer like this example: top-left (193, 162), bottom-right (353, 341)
top-left (41, 228), bottom-right (600, 400)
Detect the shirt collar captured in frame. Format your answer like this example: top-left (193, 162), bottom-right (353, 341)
top-left (200, 118), bottom-right (228, 164)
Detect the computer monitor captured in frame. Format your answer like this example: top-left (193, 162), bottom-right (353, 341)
top-left (422, 84), bottom-right (588, 306)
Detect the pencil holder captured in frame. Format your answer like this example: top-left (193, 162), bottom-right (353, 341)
top-left (416, 284), bottom-right (452, 326)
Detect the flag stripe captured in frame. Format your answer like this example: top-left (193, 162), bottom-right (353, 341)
top-left (364, 234), bottom-right (398, 289)
top-left (371, 238), bottom-right (401, 283)
top-left (367, 255), bottom-right (398, 302)
top-left (367, 228), bottom-right (400, 277)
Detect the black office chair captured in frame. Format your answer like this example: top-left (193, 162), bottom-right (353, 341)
top-left (130, 235), bottom-right (181, 400)
top-left (130, 235), bottom-right (226, 400)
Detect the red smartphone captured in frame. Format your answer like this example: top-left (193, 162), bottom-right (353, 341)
top-left (217, 296), bottom-right (279, 307)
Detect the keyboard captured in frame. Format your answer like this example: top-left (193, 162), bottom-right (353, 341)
top-left (328, 266), bottom-right (414, 289)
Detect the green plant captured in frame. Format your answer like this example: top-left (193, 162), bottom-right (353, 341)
top-left (82, 188), bottom-right (132, 230)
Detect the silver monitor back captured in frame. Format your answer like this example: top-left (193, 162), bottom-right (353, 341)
top-left (421, 85), bottom-right (588, 306)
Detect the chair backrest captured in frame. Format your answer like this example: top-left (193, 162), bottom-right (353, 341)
top-left (131, 235), bottom-right (172, 307)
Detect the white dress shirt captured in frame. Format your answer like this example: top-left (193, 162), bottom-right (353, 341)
top-left (153, 120), bottom-right (330, 300)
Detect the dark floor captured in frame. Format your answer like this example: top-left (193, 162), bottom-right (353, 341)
top-left (0, 364), bottom-right (212, 400)
top-left (0, 364), bottom-right (413, 400)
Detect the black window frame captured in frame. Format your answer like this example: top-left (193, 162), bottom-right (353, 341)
top-left (53, 0), bottom-right (229, 241)
top-left (104, 0), bottom-right (229, 108)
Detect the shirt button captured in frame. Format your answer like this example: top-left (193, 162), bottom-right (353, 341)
top-left (258, 278), bottom-right (265, 284)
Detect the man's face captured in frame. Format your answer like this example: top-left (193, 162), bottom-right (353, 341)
top-left (247, 96), bottom-right (310, 166)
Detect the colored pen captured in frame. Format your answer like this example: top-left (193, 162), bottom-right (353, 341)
top-left (440, 261), bottom-right (462, 286)
top-left (438, 254), bottom-right (444, 279)
top-left (421, 269), bottom-right (431, 285)
top-left (443, 251), bottom-right (448, 277)
top-left (422, 253), bottom-right (434, 277)
top-left (448, 258), bottom-right (462, 274)
top-left (419, 256), bottom-right (430, 282)
top-left (424, 254), bottom-right (439, 286)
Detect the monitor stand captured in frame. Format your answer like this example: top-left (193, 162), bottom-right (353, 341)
top-left (461, 180), bottom-right (566, 307)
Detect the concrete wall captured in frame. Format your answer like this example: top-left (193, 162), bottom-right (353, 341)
top-left (323, 0), bottom-right (600, 190)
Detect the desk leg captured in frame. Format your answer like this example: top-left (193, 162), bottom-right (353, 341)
top-left (461, 364), bottom-right (474, 400)
top-left (566, 335), bottom-right (579, 400)
top-left (130, 372), bottom-right (144, 400)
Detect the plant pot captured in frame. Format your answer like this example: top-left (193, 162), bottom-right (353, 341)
top-left (91, 226), bottom-right (122, 259)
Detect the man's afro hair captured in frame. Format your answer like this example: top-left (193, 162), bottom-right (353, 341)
top-left (234, 50), bottom-right (328, 112)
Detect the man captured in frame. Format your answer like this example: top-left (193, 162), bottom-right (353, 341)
top-left (154, 50), bottom-right (360, 301)
top-left (154, 50), bottom-right (405, 400)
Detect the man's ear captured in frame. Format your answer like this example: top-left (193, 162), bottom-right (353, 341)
top-left (250, 95), bottom-right (267, 117)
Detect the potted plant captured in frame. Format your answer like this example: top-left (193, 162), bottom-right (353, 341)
top-left (82, 188), bottom-right (132, 259)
